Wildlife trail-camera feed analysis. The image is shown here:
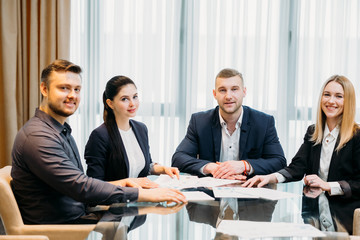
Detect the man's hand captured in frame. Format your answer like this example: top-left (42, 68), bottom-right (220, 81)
top-left (109, 178), bottom-right (142, 188)
top-left (212, 161), bottom-right (245, 179)
top-left (137, 188), bottom-right (188, 204)
top-left (109, 177), bottom-right (159, 189)
top-left (203, 163), bottom-right (219, 175)
top-left (138, 202), bottom-right (185, 215)
top-left (130, 177), bottom-right (159, 189)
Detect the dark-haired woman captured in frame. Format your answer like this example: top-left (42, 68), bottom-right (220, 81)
top-left (85, 76), bottom-right (179, 187)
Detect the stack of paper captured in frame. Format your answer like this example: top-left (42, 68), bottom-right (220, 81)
top-left (154, 175), bottom-right (240, 189)
top-left (212, 186), bottom-right (300, 200)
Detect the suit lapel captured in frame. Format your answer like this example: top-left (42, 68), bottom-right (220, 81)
top-left (327, 137), bottom-right (341, 180)
top-left (131, 121), bottom-right (147, 157)
top-left (312, 144), bottom-right (322, 174)
top-left (239, 107), bottom-right (250, 159)
top-left (117, 128), bottom-right (130, 178)
top-left (212, 107), bottom-right (222, 162)
top-left (130, 120), bottom-right (149, 176)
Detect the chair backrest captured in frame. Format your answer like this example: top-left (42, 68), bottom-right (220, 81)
top-left (0, 166), bottom-right (24, 234)
top-left (354, 208), bottom-right (360, 236)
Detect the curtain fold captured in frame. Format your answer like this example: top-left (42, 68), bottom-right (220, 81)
top-left (0, 0), bottom-right (71, 167)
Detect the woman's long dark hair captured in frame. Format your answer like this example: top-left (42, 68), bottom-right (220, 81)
top-left (103, 76), bottom-right (136, 180)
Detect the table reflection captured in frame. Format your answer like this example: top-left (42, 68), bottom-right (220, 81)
top-left (302, 186), bottom-right (359, 234)
top-left (186, 198), bottom-right (277, 228)
top-left (86, 182), bottom-right (354, 240)
top-left (90, 203), bottom-right (186, 240)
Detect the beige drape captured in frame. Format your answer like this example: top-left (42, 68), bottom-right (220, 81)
top-left (0, 0), bottom-right (71, 167)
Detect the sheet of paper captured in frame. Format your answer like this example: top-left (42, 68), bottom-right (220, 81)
top-left (217, 220), bottom-right (326, 238)
top-left (212, 187), bottom-right (259, 199)
top-left (212, 186), bottom-right (300, 200)
top-left (154, 174), bottom-right (240, 189)
top-left (182, 191), bottom-right (215, 201)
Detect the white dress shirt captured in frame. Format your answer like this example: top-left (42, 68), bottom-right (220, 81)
top-left (200, 106), bottom-right (253, 175)
top-left (218, 108), bottom-right (243, 163)
top-left (119, 127), bottom-right (145, 178)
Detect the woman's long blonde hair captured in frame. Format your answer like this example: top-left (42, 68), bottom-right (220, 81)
top-left (311, 75), bottom-right (358, 151)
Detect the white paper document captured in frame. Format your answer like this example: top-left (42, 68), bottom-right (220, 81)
top-left (217, 220), bottom-right (326, 238)
top-left (182, 191), bottom-right (215, 201)
top-left (154, 175), bottom-right (240, 189)
top-left (212, 186), bottom-right (300, 200)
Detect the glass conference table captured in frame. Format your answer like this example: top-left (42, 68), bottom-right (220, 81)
top-left (86, 181), bottom-right (353, 240)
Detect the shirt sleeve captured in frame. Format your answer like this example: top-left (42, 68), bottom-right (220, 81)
top-left (328, 182), bottom-right (344, 196)
top-left (23, 130), bottom-right (138, 205)
top-left (274, 172), bottom-right (286, 183)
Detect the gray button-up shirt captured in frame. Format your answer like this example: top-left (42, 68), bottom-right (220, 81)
top-left (11, 108), bottom-right (138, 224)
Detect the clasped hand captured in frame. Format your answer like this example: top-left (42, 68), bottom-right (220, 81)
top-left (303, 174), bottom-right (330, 192)
top-left (204, 161), bottom-right (247, 180)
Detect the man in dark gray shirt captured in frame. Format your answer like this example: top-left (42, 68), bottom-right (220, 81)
top-left (11, 59), bottom-right (186, 224)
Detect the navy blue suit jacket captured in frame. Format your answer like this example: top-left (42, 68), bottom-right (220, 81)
top-left (172, 106), bottom-right (286, 176)
top-left (85, 120), bottom-right (152, 181)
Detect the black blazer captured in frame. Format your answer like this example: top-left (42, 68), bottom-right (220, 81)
top-left (172, 106), bottom-right (286, 176)
top-left (85, 120), bottom-right (152, 181)
top-left (279, 125), bottom-right (360, 199)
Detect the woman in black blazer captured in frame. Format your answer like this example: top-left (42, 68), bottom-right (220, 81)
top-left (243, 75), bottom-right (360, 199)
top-left (85, 76), bottom-right (179, 186)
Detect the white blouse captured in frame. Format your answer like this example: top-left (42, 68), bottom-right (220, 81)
top-left (119, 127), bottom-right (145, 178)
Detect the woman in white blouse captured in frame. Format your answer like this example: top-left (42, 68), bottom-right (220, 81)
top-left (85, 76), bottom-right (179, 186)
top-left (243, 75), bottom-right (360, 199)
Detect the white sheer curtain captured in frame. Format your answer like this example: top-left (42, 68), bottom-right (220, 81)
top-left (70, 0), bottom-right (360, 238)
top-left (70, 0), bottom-right (182, 169)
top-left (290, 0), bottom-right (360, 154)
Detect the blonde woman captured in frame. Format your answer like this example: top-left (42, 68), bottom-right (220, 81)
top-left (243, 75), bottom-right (360, 198)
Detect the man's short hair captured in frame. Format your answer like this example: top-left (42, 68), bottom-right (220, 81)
top-left (41, 59), bottom-right (82, 86)
top-left (216, 68), bottom-right (244, 85)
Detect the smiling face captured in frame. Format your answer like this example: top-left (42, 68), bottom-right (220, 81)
top-left (40, 71), bottom-right (81, 124)
top-left (106, 83), bottom-right (139, 121)
top-left (213, 75), bottom-right (246, 118)
top-left (321, 80), bottom-right (344, 125)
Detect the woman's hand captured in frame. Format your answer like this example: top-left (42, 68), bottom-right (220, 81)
top-left (241, 174), bottom-right (278, 188)
top-left (137, 188), bottom-right (188, 204)
top-left (163, 166), bottom-right (180, 179)
top-left (152, 164), bottom-right (180, 179)
top-left (304, 174), bottom-right (330, 192)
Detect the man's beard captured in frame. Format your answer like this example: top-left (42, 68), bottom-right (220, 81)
top-left (219, 104), bottom-right (241, 115)
top-left (48, 101), bottom-right (75, 118)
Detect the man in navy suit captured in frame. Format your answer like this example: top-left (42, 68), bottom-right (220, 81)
top-left (172, 68), bottom-right (286, 179)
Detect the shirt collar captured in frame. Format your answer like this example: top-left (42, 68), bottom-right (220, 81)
top-left (323, 124), bottom-right (339, 140)
top-left (35, 108), bottom-right (72, 135)
top-left (219, 106), bottom-right (243, 128)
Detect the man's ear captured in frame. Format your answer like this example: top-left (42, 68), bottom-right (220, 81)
top-left (40, 82), bottom-right (48, 99)
top-left (213, 89), bottom-right (216, 98)
top-left (106, 99), bottom-right (114, 110)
